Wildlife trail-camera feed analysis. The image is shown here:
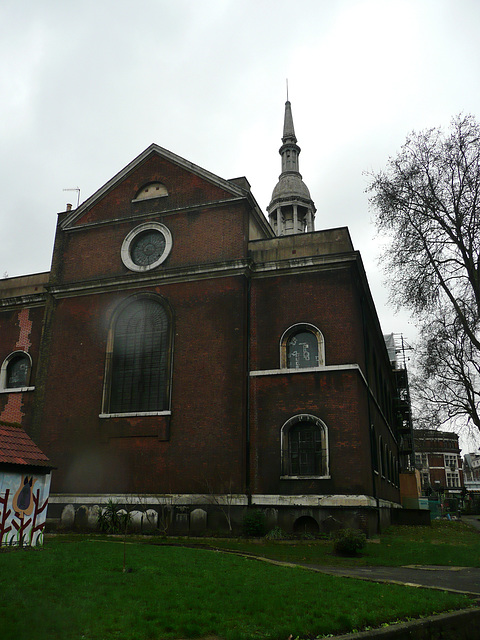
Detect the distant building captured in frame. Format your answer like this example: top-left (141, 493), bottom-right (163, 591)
top-left (0, 101), bottom-right (407, 535)
top-left (414, 429), bottom-right (464, 496)
top-left (463, 452), bottom-right (480, 498)
top-left (464, 452), bottom-right (480, 482)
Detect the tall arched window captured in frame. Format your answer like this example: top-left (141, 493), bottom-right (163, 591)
top-left (281, 414), bottom-right (329, 477)
top-left (0, 351), bottom-right (32, 390)
top-left (371, 425), bottom-right (379, 472)
top-left (379, 436), bottom-right (384, 477)
top-left (280, 324), bottom-right (325, 369)
top-left (104, 296), bottom-right (172, 414)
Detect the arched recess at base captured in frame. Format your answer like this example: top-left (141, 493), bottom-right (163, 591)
top-left (292, 515), bottom-right (319, 535)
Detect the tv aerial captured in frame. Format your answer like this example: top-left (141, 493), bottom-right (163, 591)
top-left (63, 187), bottom-right (81, 209)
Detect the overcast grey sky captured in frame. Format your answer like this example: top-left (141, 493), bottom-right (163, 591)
top-left (2, 0), bottom-right (480, 446)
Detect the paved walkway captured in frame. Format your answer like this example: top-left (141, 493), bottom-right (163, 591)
top-left (299, 517), bottom-right (480, 596)
top-left (302, 563), bottom-right (480, 595)
top-left (463, 515), bottom-right (480, 532)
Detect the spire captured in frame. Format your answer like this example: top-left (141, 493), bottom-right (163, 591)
top-left (282, 100), bottom-right (297, 143)
top-left (267, 100), bottom-right (316, 236)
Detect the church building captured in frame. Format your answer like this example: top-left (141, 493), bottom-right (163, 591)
top-left (0, 103), bottom-right (404, 535)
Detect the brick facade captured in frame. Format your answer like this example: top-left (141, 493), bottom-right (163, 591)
top-left (0, 143), bottom-right (402, 534)
top-left (0, 300), bottom-right (46, 427)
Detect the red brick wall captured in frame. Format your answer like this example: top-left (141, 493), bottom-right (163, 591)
top-left (369, 399), bottom-right (401, 503)
top-left (250, 266), bottom-right (365, 371)
top-left (55, 202), bottom-right (249, 284)
top-left (36, 275), bottom-right (249, 495)
top-left (249, 370), bottom-right (372, 495)
top-left (0, 305), bottom-right (45, 427)
top-left (249, 262), bottom-right (400, 504)
top-left (52, 154), bottom-right (250, 284)
top-left (76, 154), bottom-right (235, 226)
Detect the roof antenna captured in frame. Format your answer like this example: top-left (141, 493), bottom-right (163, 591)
top-left (63, 187), bottom-right (81, 209)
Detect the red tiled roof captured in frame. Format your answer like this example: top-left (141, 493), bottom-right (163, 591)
top-left (0, 423), bottom-right (52, 468)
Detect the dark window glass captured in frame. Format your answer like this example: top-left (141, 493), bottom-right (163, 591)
top-left (371, 427), bottom-right (379, 471)
top-left (289, 422), bottom-right (324, 475)
top-left (6, 354), bottom-right (29, 388)
top-left (110, 299), bottom-right (169, 413)
top-left (130, 230), bottom-right (166, 267)
top-left (287, 331), bottom-right (319, 369)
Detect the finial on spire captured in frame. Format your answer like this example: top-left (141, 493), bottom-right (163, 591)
top-left (286, 78), bottom-right (289, 102)
top-left (282, 99), bottom-right (296, 143)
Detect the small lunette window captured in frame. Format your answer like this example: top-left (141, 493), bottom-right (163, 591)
top-left (134, 182), bottom-right (168, 200)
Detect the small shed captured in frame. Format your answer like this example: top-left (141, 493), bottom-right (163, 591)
top-left (0, 421), bottom-right (54, 546)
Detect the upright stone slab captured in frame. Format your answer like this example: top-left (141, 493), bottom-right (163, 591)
top-left (190, 508), bottom-right (207, 534)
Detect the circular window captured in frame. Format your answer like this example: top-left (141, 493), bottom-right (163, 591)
top-left (121, 222), bottom-right (172, 272)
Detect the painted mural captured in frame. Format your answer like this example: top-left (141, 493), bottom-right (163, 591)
top-left (0, 470), bottom-right (51, 546)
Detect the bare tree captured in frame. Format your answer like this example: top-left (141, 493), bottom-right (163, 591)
top-left (126, 493), bottom-right (175, 536)
top-left (411, 309), bottom-right (480, 430)
top-left (200, 475), bottom-right (237, 533)
top-left (368, 114), bottom-right (480, 433)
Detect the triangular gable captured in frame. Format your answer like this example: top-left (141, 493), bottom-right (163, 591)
top-left (60, 143), bottom-right (252, 230)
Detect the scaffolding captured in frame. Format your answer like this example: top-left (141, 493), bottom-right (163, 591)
top-left (385, 333), bottom-right (414, 471)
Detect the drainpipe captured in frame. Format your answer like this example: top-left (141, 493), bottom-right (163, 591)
top-left (361, 296), bottom-right (381, 533)
top-left (245, 270), bottom-right (252, 506)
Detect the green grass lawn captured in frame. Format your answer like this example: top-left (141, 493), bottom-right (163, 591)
top-left (207, 519), bottom-right (480, 568)
top-left (0, 533), bottom-right (473, 640)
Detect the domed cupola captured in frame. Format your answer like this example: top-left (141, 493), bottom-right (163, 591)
top-left (267, 100), bottom-right (316, 236)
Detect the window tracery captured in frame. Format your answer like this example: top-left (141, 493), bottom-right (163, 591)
top-left (281, 414), bottom-right (329, 478)
top-left (280, 324), bottom-right (325, 369)
top-left (103, 295), bottom-right (172, 415)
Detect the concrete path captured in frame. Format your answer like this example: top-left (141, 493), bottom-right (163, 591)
top-left (300, 517), bottom-right (480, 596)
top-left (302, 563), bottom-right (480, 595)
top-left (463, 515), bottom-right (480, 532)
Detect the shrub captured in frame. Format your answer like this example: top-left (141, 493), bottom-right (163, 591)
top-left (265, 526), bottom-right (288, 540)
top-left (333, 528), bottom-right (366, 556)
top-left (299, 531), bottom-right (316, 540)
top-left (242, 510), bottom-right (266, 537)
top-left (97, 499), bottom-right (131, 534)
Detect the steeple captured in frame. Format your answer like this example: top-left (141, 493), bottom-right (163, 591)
top-left (267, 100), bottom-right (316, 236)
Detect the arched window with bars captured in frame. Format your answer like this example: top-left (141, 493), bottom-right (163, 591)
top-left (281, 414), bottom-right (329, 478)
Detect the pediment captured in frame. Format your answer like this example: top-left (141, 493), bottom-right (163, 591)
top-left (60, 144), bottom-right (250, 230)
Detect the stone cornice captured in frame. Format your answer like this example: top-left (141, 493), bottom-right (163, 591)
top-left (249, 252), bottom-right (357, 277)
top-left (0, 293), bottom-right (47, 310)
top-left (46, 252), bottom-right (358, 298)
top-left (47, 259), bottom-right (252, 298)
